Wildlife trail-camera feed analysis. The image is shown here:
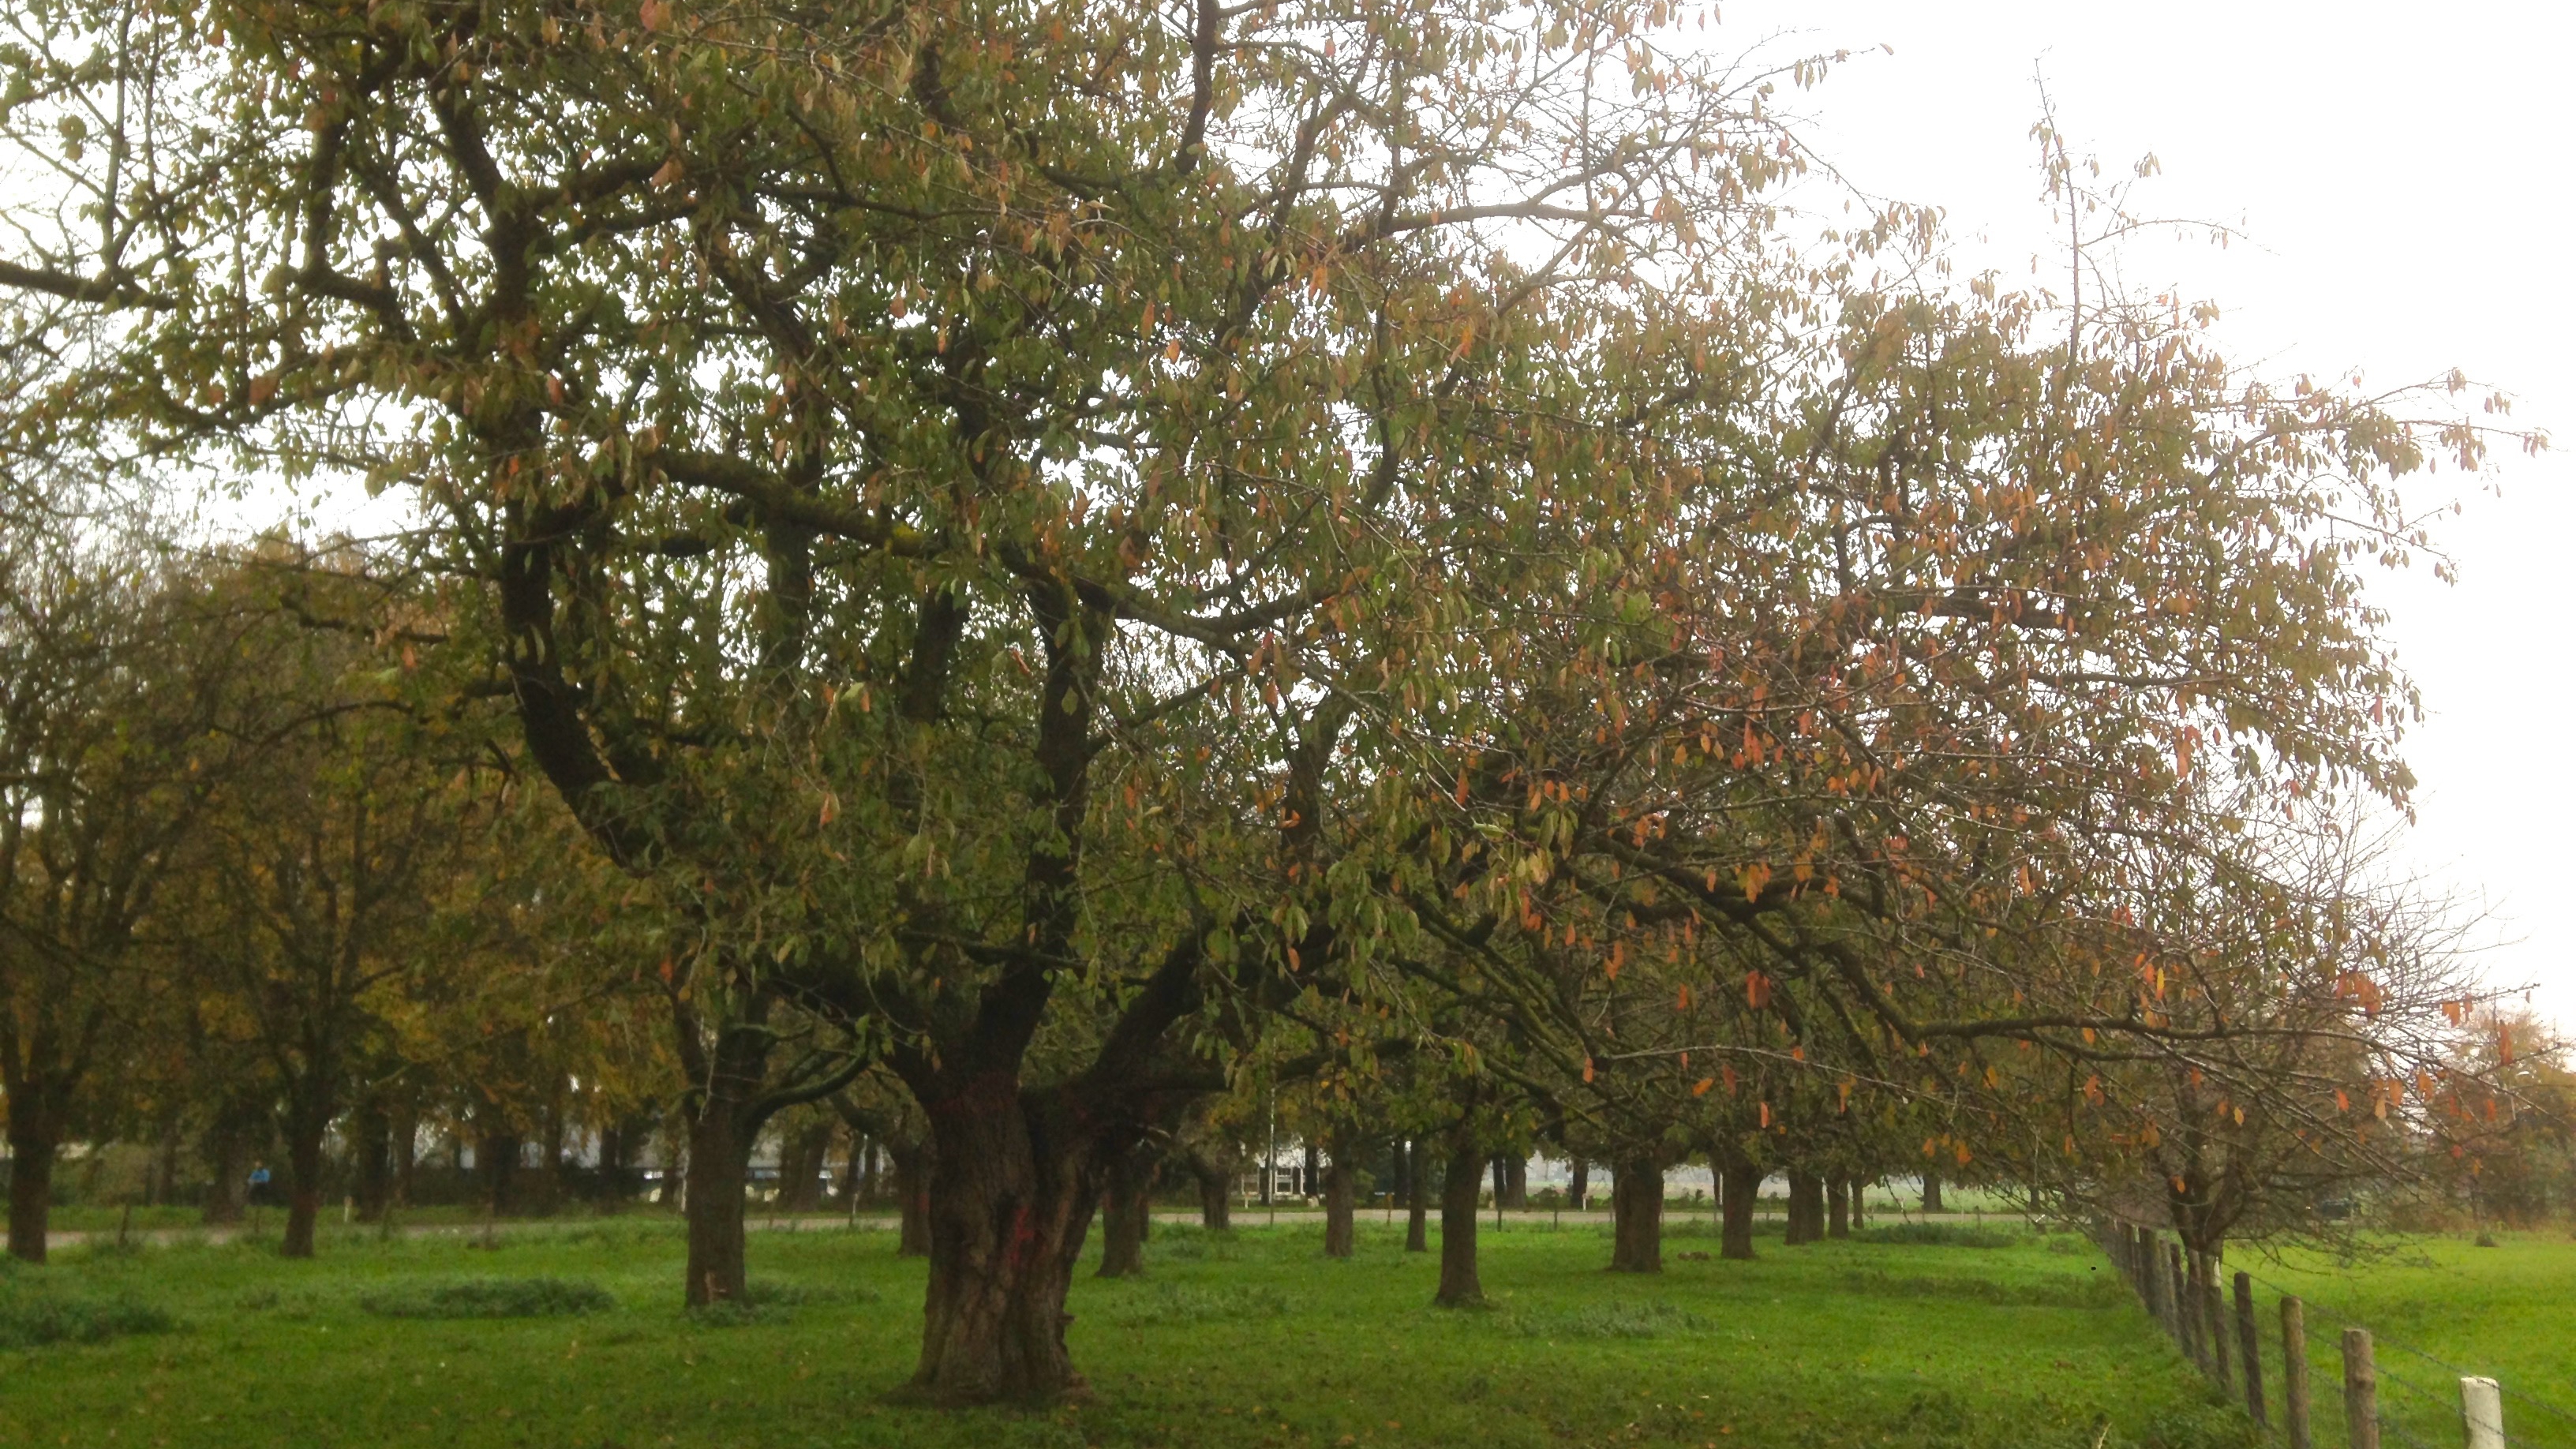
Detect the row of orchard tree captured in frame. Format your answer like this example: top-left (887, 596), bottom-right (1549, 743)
top-left (0, 0), bottom-right (2555, 1406)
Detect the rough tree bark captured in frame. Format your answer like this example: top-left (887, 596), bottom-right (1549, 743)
top-left (200, 1103), bottom-right (256, 1228)
top-left (1784, 1171), bottom-right (1822, 1246)
top-left (777, 1118), bottom-right (834, 1213)
top-left (1503, 1155), bottom-right (1527, 1211)
top-left (683, 1095), bottom-right (754, 1306)
top-left (1720, 1157), bottom-right (1758, 1260)
top-left (351, 1102), bottom-right (393, 1222)
top-left (905, 1076), bottom-right (1109, 1402)
top-left (1434, 1125), bottom-right (1484, 1305)
top-left (1187, 1151), bottom-right (1233, 1230)
top-left (5, 1113), bottom-right (58, 1264)
top-left (279, 1076), bottom-right (338, 1259)
top-left (1095, 1143), bottom-right (1150, 1279)
top-left (891, 1135), bottom-right (932, 1256)
top-left (1322, 1151), bottom-right (1356, 1258)
top-left (1826, 1177), bottom-right (1849, 1239)
top-left (1608, 1157), bottom-right (1663, 1273)
top-left (1921, 1166), bottom-right (1944, 1213)
top-left (480, 1126), bottom-right (522, 1219)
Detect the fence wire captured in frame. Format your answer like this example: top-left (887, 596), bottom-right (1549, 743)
top-left (2098, 1221), bottom-right (2576, 1449)
top-left (2229, 1258), bottom-right (2576, 1443)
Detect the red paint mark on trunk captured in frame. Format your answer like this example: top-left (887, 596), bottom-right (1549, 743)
top-left (1005, 1203), bottom-right (1039, 1270)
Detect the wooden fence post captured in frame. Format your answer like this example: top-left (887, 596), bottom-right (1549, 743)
top-left (2167, 1242), bottom-right (2192, 1348)
top-left (2461, 1376), bottom-right (2504, 1449)
top-left (2141, 1231), bottom-right (2164, 1322)
top-left (2233, 1271), bottom-right (2265, 1427)
top-left (2174, 1245), bottom-right (2205, 1367)
top-left (2282, 1297), bottom-right (2312, 1449)
top-left (2342, 1327), bottom-right (2378, 1449)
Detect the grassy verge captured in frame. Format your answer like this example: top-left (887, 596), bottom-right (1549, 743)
top-left (0, 1215), bottom-right (2351, 1448)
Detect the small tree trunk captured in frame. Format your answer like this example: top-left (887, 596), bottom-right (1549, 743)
top-left (1322, 1154), bottom-right (1356, 1258)
top-left (1608, 1158), bottom-right (1663, 1272)
top-left (597, 1121), bottom-right (627, 1211)
top-left (390, 1105), bottom-right (417, 1209)
top-left (837, 1132), bottom-right (865, 1210)
top-left (1720, 1159), bottom-right (1758, 1260)
top-left (480, 1129), bottom-right (522, 1219)
top-left (1189, 1154), bottom-right (1233, 1230)
top-left (1921, 1166), bottom-right (1943, 1214)
top-left (683, 1103), bottom-right (752, 1306)
top-left (1784, 1172), bottom-right (1820, 1246)
top-left (1433, 1129), bottom-right (1483, 1305)
top-left (201, 1110), bottom-right (250, 1228)
top-left (1503, 1155), bottom-right (1527, 1211)
top-left (150, 1116), bottom-right (182, 1208)
top-left (1567, 1156), bottom-right (1589, 1211)
top-left (352, 1103), bottom-right (393, 1222)
top-left (280, 1107), bottom-right (328, 1259)
top-left (1095, 1146), bottom-right (1148, 1279)
top-left (891, 1136), bottom-right (932, 1256)
top-left (5, 1121), bottom-right (57, 1264)
top-left (1404, 1140), bottom-right (1430, 1252)
top-left (779, 1118), bottom-right (834, 1213)
top-left (1827, 1177), bottom-right (1849, 1238)
top-left (1848, 1176), bottom-right (1866, 1230)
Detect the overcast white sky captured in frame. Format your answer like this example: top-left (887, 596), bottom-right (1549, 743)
top-left (1709, 1), bottom-right (2575, 1013)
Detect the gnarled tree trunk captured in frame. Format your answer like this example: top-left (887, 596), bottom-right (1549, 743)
top-left (1608, 1157), bottom-right (1662, 1273)
top-left (1433, 1126), bottom-right (1483, 1305)
top-left (908, 1077), bottom-right (1103, 1404)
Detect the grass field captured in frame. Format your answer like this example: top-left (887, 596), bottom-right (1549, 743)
top-left (2219, 1232), bottom-right (2576, 1449)
top-left (1, 1211), bottom-right (2558, 1449)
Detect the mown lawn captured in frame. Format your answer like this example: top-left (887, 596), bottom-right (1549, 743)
top-left (0, 1212), bottom-right (2361, 1449)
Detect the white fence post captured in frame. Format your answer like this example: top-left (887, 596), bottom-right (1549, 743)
top-left (2461, 1376), bottom-right (2505, 1449)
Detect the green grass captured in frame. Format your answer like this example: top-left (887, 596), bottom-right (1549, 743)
top-left (357, 1276), bottom-right (617, 1320)
top-left (2202, 1230), bottom-right (2576, 1449)
top-left (0, 1211), bottom-right (2437, 1449)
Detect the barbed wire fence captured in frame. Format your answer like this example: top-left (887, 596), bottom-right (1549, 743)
top-left (2093, 1217), bottom-right (2576, 1449)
